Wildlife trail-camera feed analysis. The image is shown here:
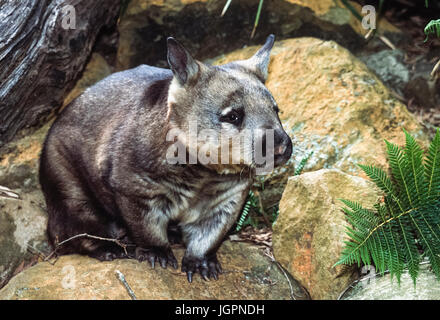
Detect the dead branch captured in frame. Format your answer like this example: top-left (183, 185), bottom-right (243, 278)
top-left (262, 248), bottom-right (296, 300)
top-left (431, 58), bottom-right (440, 78)
top-left (44, 233), bottom-right (135, 261)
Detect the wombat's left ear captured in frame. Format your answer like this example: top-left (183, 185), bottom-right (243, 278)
top-left (167, 37), bottom-right (199, 86)
top-left (238, 34), bottom-right (275, 82)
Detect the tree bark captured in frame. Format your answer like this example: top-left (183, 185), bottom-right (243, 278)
top-left (0, 0), bottom-right (120, 145)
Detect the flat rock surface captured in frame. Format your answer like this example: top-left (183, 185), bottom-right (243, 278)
top-left (0, 241), bottom-right (309, 300)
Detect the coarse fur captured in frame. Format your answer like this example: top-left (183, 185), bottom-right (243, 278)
top-left (39, 35), bottom-right (292, 282)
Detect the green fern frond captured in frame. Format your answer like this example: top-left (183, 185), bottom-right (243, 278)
top-left (236, 190), bottom-right (255, 232)
top-left (425, 19), bottom-right (440, 42)
top-left (294, 151), bottom-right (313, 176)
top-left (358, 164), bottom-right (395, 195)
top-left (425, 129), bottom-right (440, 199)
top-left (336, 129), bottom-right (440, 284)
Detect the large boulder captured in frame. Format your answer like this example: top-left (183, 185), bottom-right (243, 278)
top-left (0, 241), bottom-right (309, 300)
top-left (272, 169), bottom-right (381, 300)
top-left (116, 0), bottom-right (401, 70)
top-left (214, 37), bottom-right (427, 212)
top-left (0, 190), bottom-right (49, 289)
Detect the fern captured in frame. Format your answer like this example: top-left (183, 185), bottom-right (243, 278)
top-left (236, 190), bottom-right (257, 232)
top-left (335, 129), bottom-right (440, 284)
top-left (294, 151), bottom-right (313, 176)
top-left (425, 19), bottom-right (440, 42)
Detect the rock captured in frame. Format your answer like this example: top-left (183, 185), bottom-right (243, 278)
top-left (0, 124), bottom-right (49, 193)
top-left (404, 57), bottom-right (440, 110)
top-left (272, 169), bottom-right (382, 300)
top-left (116, 0), bottom-right (401, 70)
top-left (0, 190), bottom-right (49, 289)
top-left (0, 241), bottom-right (309, 300)
top-left (360, 49), bottom-right (410, 96)
top-left (214, 37), bottom-right (427, 212)
top-left (342, 262), bottom-right (440, 300)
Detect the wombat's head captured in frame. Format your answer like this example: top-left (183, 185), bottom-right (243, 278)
top-left (165, 35), bottom-right (292, 175)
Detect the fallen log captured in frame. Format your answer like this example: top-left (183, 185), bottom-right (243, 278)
top-left (0, 0), bottom-right (120, 145)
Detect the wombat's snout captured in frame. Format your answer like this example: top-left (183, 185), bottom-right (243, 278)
top-left (273, 129), bottom-right (292, 167)
top-left (259, 128), bottom-right (292, 167)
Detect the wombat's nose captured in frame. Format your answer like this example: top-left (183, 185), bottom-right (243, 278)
top-left (274, 131), bottom-right (292, 167)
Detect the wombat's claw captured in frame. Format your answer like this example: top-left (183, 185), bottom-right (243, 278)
top-left (135, 247), bottom-right (177, 269)
top-left (181, 255), bottom-right (222, 283)
top-left (187, 271), bottom-right (193, 283)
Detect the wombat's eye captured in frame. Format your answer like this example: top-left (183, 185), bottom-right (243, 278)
top-left (220, 109), bottom-right (244, 126)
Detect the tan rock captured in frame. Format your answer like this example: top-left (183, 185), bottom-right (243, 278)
top-left (272, 169), bottom-right (382, 300)
top-left (0, 241), bottom-right (309, 300)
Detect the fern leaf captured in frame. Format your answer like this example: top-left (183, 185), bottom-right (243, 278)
top-left (358, 164), bottom-right (394, 195)
top-left (425, 129), bottom-right (440, 199)
top-left (404, 129), bottom-right (428, 206)
top-left (425, 19), bottom-right (440, 41)
top-left (385, 140), bottom-right (414, 210)
top-left (294, 151), bottom-right (313, 176)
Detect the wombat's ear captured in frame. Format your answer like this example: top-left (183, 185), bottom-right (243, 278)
top-left (237, 34), bottom-right (275, 82)
top-left (167, 37), bottom-right (199, 86)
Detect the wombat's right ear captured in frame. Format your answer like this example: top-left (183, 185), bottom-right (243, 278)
top-left (167, 37), bottom-right (199, 86)
top-left (233, 34), bottom-right (275, 83)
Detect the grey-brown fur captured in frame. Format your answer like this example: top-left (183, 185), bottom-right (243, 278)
top-left (39, 35), bottom-right (292, 282)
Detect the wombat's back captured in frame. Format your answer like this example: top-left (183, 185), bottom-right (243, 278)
top-left (55, 65), bottom-right (172, 132)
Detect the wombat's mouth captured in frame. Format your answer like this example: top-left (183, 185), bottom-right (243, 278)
top-left (208, 163), bottom-right (253, 176)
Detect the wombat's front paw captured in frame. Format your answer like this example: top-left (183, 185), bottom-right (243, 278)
top-left (135, 246), bottom-right (178, 269)
top-left (181, 254), bottom-right (223, 283)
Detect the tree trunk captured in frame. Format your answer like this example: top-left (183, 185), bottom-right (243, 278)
top-left (0, 0), bottom-right (121, 145)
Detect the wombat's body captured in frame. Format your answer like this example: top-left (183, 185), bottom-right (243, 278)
top-left (40, 35), bottom-right (292, 281)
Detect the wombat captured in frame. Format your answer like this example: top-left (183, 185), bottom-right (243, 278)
top-left (39, 35), bottom-right (292, 282)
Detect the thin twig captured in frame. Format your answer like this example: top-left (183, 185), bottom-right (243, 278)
top-left (220, 0), bottom-right (232, 17)
top-left (364, 29), bottom-right (375, 40)
top-left (26, 244), bottom-right (55, 263)
top-left (44, 233), bottom-right (135, 261)
top-left (254, 190), bottom-right (272, 229)
top-left (115, 270), bottom-right (137, 300)
top-left (262, 249), bottom-right (296, 300)
top-left (0, 185), bottom-right (20, 199)
top-left (378, 35), bottom-right (396, 50)
top-left (431, 58), bottom-right (440, 78)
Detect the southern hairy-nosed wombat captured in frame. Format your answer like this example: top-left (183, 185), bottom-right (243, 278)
top-left (39, 35), bottom-right (292, 282)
